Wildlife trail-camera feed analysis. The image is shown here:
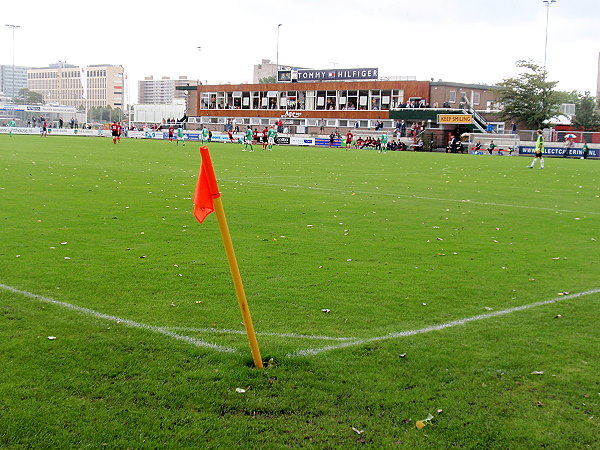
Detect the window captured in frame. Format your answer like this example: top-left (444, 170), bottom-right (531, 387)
top-left (473, 93), bottom-right (481, 105)
top-left (359, 90), bottom-right (368, 109)
top-left (305, 91), bottom-right (316, 110)
top-left (449, 91), bottom-right (456, 103)
top-left (370, 90), bottom-right (381, 110)
top-left (347, 90), bottom-right (358, 110)
top-left (316, 91), bottom-right (326, 110)
top-left (326, 91), bottom-right (337, 110)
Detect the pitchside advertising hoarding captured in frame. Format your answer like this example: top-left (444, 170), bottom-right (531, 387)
top-left (278, 68), bottom-right (379, 82)
top-left (520, 145), bottom-right (598, 158)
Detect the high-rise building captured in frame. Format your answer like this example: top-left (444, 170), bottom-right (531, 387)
top-left (253, 59), bottom-right (299, 84)
top-left (0, 65), bottom-right (31, 98)
top-left (27, 63), bottom-right (125, 108)
top-left (138, 76), bottom-right (197, 104)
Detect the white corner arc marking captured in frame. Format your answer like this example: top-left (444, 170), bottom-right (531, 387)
top-left (287, 289), bottom-right (600, 357)
top-left (0, 283), bottom-right (237, 353)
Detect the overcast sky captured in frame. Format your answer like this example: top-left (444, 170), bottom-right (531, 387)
top-left (2, 0), bottom-right (598, 102)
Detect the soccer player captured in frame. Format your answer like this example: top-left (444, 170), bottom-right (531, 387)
top-left (267, 125), bottom-right (276, 150)
top-left (168, 125), bottom-right (175, 143)
top-left (243, 126), bottom-right (254, 151)
top-left (176, 126), bottom-right (185, 146)
top-left (261, 127), bottom-right (268, 150)
top-left (201, 126), bottom-right (209, 144)
top-left (380, 132), bottom-right (388, 153)
top-left (41, 119), bottom-right (48, 137)
top-left (117, 122), bottom-right (123, 143)
top-left (110, 120), bottom-right (119, 144)
top-left (8, 119), bottom-right (16, 137)
top-left (528, 130), bottom-right (545, 169)
top-left (346, 130), bottom-right (353, 150)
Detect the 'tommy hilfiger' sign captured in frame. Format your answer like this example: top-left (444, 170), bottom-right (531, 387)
top-left (296, 68), bottom-right (379, 81)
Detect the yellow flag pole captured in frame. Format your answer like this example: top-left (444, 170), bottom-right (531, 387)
top-left (212, 196), bottom-right (264, 369)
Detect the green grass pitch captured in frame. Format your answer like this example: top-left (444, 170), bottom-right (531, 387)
top-left (1, 135), bottom-right (599, 447)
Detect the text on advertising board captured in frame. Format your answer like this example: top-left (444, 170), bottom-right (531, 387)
top-left (437, 114), bottom-right (473, 124)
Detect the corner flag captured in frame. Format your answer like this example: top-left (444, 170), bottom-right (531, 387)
top-left (193, 147), bottom-right (219, 223)
top-left (193, 146), bottom-right (263, 369)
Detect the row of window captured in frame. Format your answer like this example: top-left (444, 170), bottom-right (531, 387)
top-left (448, 91), bottom-right (481, 105)
top-left (29, 78), bottom-right (108, 89)
top-left (27, 69), bottom-right (109, 79)
top-left (31, 88), bottom-right (110, 101)
top-left (192, 116), bottom-right (396, 130)
top-left (200, 89), bottom-right (410, 111)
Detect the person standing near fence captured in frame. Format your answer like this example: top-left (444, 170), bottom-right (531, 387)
top-left (582, 142), bottom-right (589, 159)
top-left (563, 136), bottom-right (573, 158)
top-left (528, 130), bottom-right (545, 169)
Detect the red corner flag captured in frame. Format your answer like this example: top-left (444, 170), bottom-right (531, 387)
top-left (193, 146), bottom-right (221, 223)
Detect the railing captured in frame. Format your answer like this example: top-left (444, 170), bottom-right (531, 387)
top-left (516, 130), bottom-right (600, 144)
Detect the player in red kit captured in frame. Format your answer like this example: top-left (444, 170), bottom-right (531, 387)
top-left (346, 130), bottom-right (353, 150)
top-left (117, 122), bottom-right (123, 143)
top-left (110, 121), bottom-right (119, 144)
top-left (168, 125), bottom-right (174, 142)
top-left (262, 127), bottom-right (268, 150)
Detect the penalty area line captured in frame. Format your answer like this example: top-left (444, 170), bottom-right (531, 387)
top-left (0, 283), bottom-right (237, 354)
top-left (288, 288), bottom-right (600, 358)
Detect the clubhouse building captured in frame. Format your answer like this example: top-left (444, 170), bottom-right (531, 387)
top-left (179, 67), bottom-right (502, 135)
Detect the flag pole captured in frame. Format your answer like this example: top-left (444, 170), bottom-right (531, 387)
top-left (212, 196), bottom-right (263, 369)
top-left (195, 146), bottom-right (263, 369)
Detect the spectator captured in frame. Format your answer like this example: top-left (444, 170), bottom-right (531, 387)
top-left (582, 141), bottom-right (589, 159)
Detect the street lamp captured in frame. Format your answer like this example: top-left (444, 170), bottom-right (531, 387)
top-left (197, 46), bottom-right (202, 85)
top-left (5, 24), bottom-right (21, 101)
top-left (276, 24), bottom-right (282, 71)
top-left (543, 0), bottom-right (556, 67)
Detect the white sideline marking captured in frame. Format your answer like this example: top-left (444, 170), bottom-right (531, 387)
top-left (224, 179), bottom-right (600, 216)
top-left (0, 283), bottom-right (237, 353)
top-left (165, 326), bottom-right (357, 341)
top-left (287, 289), bottom-right (600, 358)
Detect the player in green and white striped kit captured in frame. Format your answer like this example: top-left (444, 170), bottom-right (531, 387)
top-left (201, 127), bottom-right (209, 144)
top-left (243, 126), bottom-right (254, 151)
top-left (176, 127), bottom-right (185, 146)
top-left (267, 126), bottom-right (277, 151)
top-left (380, 133), bottom-right (388, 153)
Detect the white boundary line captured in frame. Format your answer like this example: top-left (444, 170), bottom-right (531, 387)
top-left (287, 288), bottom-right (600, 358)
top-left (164, 326), bottom-right (357, 341)
top-left (223, 179), bottom-right (600, 216)
top-left (3, 282), bottom-right (599, 359)
top-left (0, 283), bottom-right (237, 354)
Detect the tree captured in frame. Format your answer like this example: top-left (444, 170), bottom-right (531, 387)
top-left (495, 60), bottom-right (562, 129)
top-left (15, 88), bottom-right (44, 104)
top-left (88, 106), bottom-right (123, 123)
top-left (571, 91), bottom-right (600, 131)
top-left (259, 75), bottom-right (276, 84)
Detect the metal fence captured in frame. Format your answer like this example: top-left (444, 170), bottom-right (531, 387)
top-left (515, 129), bottom-right (600, 144)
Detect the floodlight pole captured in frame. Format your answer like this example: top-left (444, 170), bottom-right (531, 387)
top-left (5, 24), bottom-right (20, 102)
top-left (276, 24), bottom-right (282, 73)
top-left (543, 0), bottom-right (556, 67)
top-left (197, 46), bottom-right (202, 86)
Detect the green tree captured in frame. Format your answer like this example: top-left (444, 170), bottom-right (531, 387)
top-left (88, 106), bottom-right (123, 123)
top-left (15, 88), bottom-right (44, 104)
top-left (571, 91), bottom-right (600, 131)
top-left (259, 75), bottom-right (276, 84)
top-left (495, 60), bottom-right (561, 129)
